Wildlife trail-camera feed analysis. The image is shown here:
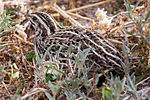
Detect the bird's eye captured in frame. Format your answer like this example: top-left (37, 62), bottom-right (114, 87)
top-left (32, 16), bottom-right (37, 21)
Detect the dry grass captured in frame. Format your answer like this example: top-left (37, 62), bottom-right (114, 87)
top-left (0, 0), bottom-right (150, 99)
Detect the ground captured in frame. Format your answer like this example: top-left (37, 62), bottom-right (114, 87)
top-left (0, 0), bottom-right (150, 99)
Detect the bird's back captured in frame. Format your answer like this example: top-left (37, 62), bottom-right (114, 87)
top-left (35, 26), bottom-right (124, 71)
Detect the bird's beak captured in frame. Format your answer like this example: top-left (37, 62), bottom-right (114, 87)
top-left (25, 14), bottom-right (31, 18)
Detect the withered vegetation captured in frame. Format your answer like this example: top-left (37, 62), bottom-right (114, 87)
top-left (0, 0), bottom-right (150, 99)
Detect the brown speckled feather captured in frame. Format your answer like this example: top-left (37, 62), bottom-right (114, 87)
top-left (27, 12), bottom-right (124, 71)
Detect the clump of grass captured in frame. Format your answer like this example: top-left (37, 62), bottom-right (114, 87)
top-left (101, 0), bottom-right (150, 99)
top-left (0, 10), bottom-right (16, 51)
top-left (0, 10), bottom-right (12, 31)
top-left (31, 43), bottom-right (100, 99)
top-left (123, 0), bottom-right (150, 47)
top-left (102, 41), bottom-right (150, 100)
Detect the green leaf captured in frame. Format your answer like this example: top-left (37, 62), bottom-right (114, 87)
top-left (26, 52), bottom-right (34, 61)
top-left (102, 86), bottom-right (112, 100)
top-left (124, 0), bottom-right (133, 19)
top-left (67, 43), bottom-right (72, 55)
top-left (34, 44), bottom-right (43, 69)
top-left (59, 22), bottom-right (63, 26)
top-left (48, 81), bottom-right (56, 94)
top-left (6, 7), bottom-right (15, 16)
top-left (139, 16), bottom-right (142, 29)
top-left (145, 11), bottom-right (150, 23)
top-left (69, 80), bottom-right (78, 88)
top-left (56, 46), bottom-right (62, 60)
top-left (43, 44), bottom-right (54, 60)
top-left (44, 91), bottom-right (53, 100)
top-left (45, 73), bottom-right (57, 82)
top-left (20, 77), bottom-right (25, 83)
top-left (11, 87), bottom-right (20, 100)
top-left (0, 65), bottom-right (4, 73)
top-left (0, 10), bottom-right (12, 31)
top-left (140, 58), bottom-right (145, 63)
top-left (8, 73), bottom-right (11, 77)
top-left (47, 63), bottom-right (65, 75)
top-left (135, 76), bottom-right (144, 84)
top-left (124, 0), bottom-right (132, 11)
top-left (129, 43), bottom-right (137, 51)
top-left (73, 54), bottom-right (80, 65)
top-left (122, 13), bottom-right (129, 18)
top-left (0, 36), bottom-right (5, 42)
top-left (133, 0), bottom-right (141, 11)
top-left (122, 77), bottom-right (126, 90)
top-left (0, 65), bottom-right (4, 83)
top-left (0, 78), bottom-right (4, 83)
top-left (148, 28), bottom-right (150, 41)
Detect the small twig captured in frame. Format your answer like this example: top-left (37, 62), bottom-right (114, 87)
top-left (110, 21), bottom-right (135, 33)
top-left (0, 27), bottom-right (16, 37)
top-left (50, 1), bottom-right (110, 22)
top-left (50, 0), bottom-right (111, 27)
top-left (51, 13), bottom-right (60, 17)
top-left (67, 0), bottom-right (111, 13)
top-left (110, 34), bottom-right (141, 38)
top-left (2, 81), bottom-right (11, 97)
top-left (107, 38), bottom-right (123, 44)
top-left (75, 96), bottom-right (83, 100)
top-left (136, 76), bottom-right (150, 87)
top-left (21, 88), bottom-right (47, 99)
top-left (49, 0), bottom-right (56, 8)
top-left (0, 41), bottom-right (16, 44)
top-left (67, 12), bottom-right (94, 21)
top-left (52, 3), bottom-right (83, 28)
top-left (13, 34), bottom-right (34, 46)
top-left (51, 12), bottom-right (93, 21)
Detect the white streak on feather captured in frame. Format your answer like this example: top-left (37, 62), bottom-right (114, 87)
top-left (40, 12), bottom-right (59, 30)
top-left (83, 34), bottom-right (120, 60)
top-left (32, 14), bottom-right (51, 35)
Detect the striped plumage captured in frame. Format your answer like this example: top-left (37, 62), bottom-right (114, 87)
top-left (26, 12), bottom-right (124, 72)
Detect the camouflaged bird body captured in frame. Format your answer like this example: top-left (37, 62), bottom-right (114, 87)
top-left (27, 12), bottom-right (124, 71)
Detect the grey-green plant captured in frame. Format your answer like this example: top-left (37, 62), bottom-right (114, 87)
top-left (124, 0), bottom-right (150, 47)
top-left (0, 10), bottom-right (16, 51)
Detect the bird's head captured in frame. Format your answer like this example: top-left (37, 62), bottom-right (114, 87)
top-left (26, 12), bottom-right (59, 36)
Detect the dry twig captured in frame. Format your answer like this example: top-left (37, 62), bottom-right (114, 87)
top-left (13, 34), bottom-right (34, 46)
top-left (50, 0), bottom-right (110, 22)
top-left (67, 0), bottom-right (111, 13)
top-left (2, 81), bottom-right (11, 97)
top-left (136, 77), bottom-right (150, 87)
top-left (52, 3), bottom-right (84, 28)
